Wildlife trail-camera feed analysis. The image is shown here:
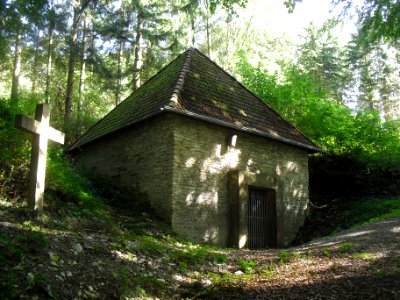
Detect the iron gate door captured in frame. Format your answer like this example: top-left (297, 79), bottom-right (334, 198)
top-left (248, 187), bottom-right (277, 248)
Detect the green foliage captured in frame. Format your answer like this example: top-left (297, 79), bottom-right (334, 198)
top-left (47, 149), bottom-right (95, 205)
top-left (351, 252), bottom-right (378, 260)
top-left (337, 197), bottom-right (400, 229)
top-left (277, 250), bottom-right (301, 263)
top-left (239, 259), bottom-right (256, 273)
top-left (213, 252), bottom-right (228, 264)
top-left (354, 0), bottom-right (400, 45)
top-left (170, 246), bottom-right (209, 265)
top-left (259, 268), bottom-right (276, 278)
top-left (338, 242), bottom-right (356, 253)
top-left (0, 233), bottom-right (23, 265)
top-left (207, 270), bottom-right (255, 285)
top-left (136, 236), bottom-right (168, 253)
top-left (236, 55), bottom-right (400, 170)
top-left (321, 248), bottom-right (332, 257)
top-left (0, 97), bottom-right (38, 166)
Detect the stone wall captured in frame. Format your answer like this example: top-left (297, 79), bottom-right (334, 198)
top-left (72, 115), bottom-right (175, 222)
top-left (73, 113), bottom-right (310, 247)
top-left (171, 115), bottom-right (310, 246)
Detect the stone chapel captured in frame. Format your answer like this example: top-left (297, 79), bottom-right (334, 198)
top-left (68, 48), bottom-right (320, 248)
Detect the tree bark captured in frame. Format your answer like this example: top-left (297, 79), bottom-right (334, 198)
top-left (11, 30), bottom-right (22, 99)
top-left (132, 12), bottom-right (143, 91)
top-left (45, 24), bottom-right (53, 104)
top-left (205, 0), bottom-right (211, 58)
top-left (78, 15), bottom-right (87, 124)
top-left (64, 0), bottom-right (91, 135)
top-left (115, 40), bottom-right (124, 106)
top-left (64, 0), bottom-right (80, 131)
top-left (191, 17), bottom-right (195, 46)
top-left (31, 29), bottom-right (40, 94)
top-left (45, 0), bottom-right (55, 104)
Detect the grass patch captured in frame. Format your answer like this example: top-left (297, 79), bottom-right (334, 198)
top-left (321, 247), bottom-right (332, 257)
top-left (239, 259), bottom-right (257, 273)
top-left (338, 242), bottom-right (356, 253)
top-left (278, 250), bottom-right (302, 263)
top-left (351, 252), bottom-right (378, 260)
top-left (336, 197), bottom-right (400, 231)
top-left (258, 268), bottom-right (276, 278)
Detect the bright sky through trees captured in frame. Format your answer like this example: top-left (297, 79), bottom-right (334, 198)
top-left (240, 0), bottom-right (358, 44)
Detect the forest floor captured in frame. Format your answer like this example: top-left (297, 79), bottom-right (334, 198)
top-left (1, 195), bottom-right (399, 299)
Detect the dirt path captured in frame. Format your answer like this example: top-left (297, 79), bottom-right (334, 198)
top-left (209, 217), bottom-right (400, 299)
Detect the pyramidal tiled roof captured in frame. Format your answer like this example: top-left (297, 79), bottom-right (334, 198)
top-left (69, 48), bottom-right (320, 152)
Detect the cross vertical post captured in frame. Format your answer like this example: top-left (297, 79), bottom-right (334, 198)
top-left (15, 103), bottom-right (65, 211)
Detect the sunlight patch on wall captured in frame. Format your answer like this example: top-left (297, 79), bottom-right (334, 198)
top-left (185, 157), bottom-right (196, 168)
top-left (200, 145), bottom-right (240, 181)
top-left (185, 191), bottom-right (195, 205)
top-left (292, 184), bottom-right (305, 198)
top-left (286, 161), bottom-right (298, 172)
top-left (215, 144), bottom-right (222, 157)
top-left (245, 158), bottom-right (261, 173)
top-left (197, 190), bottom-right (218, 207)
top-left (276, 165), bottom-right (282, 176)
top-left (203, 227), bottom-right (219, 242)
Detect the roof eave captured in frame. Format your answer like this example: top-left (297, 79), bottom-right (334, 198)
top-left (67, 109), bottom-right (165, 152)
top-left (163, 106), bottom-right (323, 153)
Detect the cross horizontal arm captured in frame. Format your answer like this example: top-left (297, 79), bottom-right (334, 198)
top-left (48, 127), bottom-right (65, 145)
top-left (15, 114), bottom-right (65, 145)
top-left (15, 114), bottom-right (40, 135)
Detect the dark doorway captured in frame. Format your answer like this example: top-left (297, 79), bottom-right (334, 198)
top-left (248, 187), bottom-right (277, 248)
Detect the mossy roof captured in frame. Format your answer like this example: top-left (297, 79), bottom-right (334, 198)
top-left (69, 48), bottom-right (319, 152)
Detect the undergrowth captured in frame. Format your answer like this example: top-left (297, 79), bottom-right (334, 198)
top-left (336, 197), bottom-right (400, 231)
top-left (0, 145), bottom-right (231, 298)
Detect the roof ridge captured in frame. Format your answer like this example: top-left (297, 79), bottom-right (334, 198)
top-left (191, 48), bottom-right (318, 148)
top-left (168, 47), bottom-right (194, 108)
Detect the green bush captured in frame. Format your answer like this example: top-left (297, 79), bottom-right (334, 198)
top-left (236, 58), bottom-right (400, 170)
top-left (0, 98), bottom-right (37, 167)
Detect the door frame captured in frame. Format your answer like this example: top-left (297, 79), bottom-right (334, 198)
top-left (247, 186), bottom-right (277, 248)
top-left (228, 170), bottom-right (284, 248)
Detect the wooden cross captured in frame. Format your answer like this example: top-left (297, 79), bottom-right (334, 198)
top-left (15, 103), bottom-right (65, 211)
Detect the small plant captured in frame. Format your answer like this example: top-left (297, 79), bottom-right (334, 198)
top-left (170, 247), bottom-right (210, 265)
top-left (0, 233), bottom-right (23, 265)
top-left (115, 270), bottom-right (131, 298)
top-left (239, 259), bottom-right (257, 273)
top-left (321, 247), bottom-right (332, 257)
top-left (135, 287), bottom-right (147, 297)
top-left (277, 250), bottom-right (301, 263)
top-left (137, 236), bottom-right (168, 253)
top-left (338, 242), bottom-right (356, 253)
top-left (179, 261), bottom-right (188, 271)
top-left (351, 252), bottom-right (377, 260)
top-left (259, 269), bottom-right (276, 278)
top-left (212, 253), bottom-right (228, 265)
top-left (133, 275), bottom-right (165, 296)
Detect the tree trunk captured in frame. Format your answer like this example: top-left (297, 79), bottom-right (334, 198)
top-left (191, 17), bottom-right (195, 46)
top-left (31, 29), bottom-right (40, 94)
top-left (88, 27), bottom-right (95, 87)
top-left (64, 1), bottom-right (79, 132)
top-left (115, 40), bottom-right (124, 106)
top-left (11, 30), bottom-right (22, 99)
top-left (132, 12), bottom-right (143, 91)
top-left (205, 0), bottom-right (211, 58)
top-left (45, 24), bottom-right (53, 104)
top-left (64, 0), bottom-right (91, 135)
top-left (78, 16), bottom-right (87, 124)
